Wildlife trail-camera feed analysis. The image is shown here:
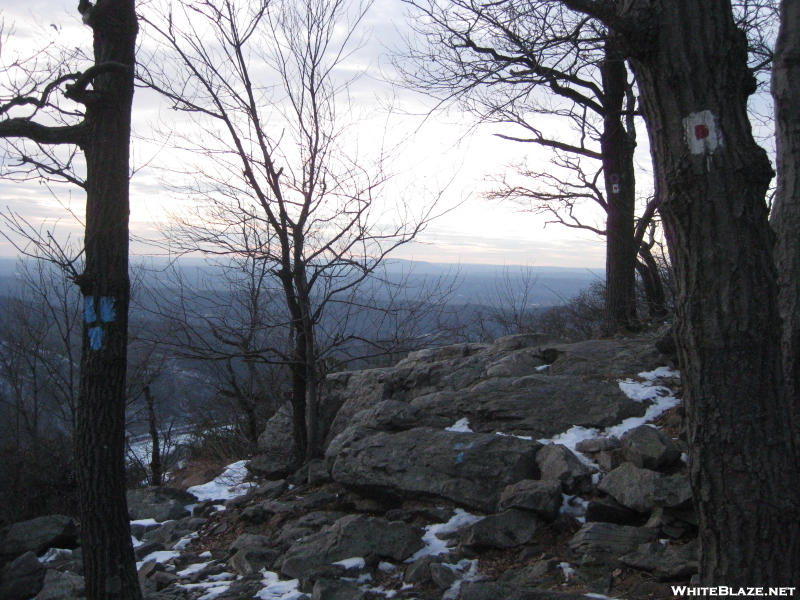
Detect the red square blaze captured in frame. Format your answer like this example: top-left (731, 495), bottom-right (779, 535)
top-left (695, 124), bottom-right (710, 140)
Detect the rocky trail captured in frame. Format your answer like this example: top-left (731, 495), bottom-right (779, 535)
top-left (0, 333), bottom-right (697, 600)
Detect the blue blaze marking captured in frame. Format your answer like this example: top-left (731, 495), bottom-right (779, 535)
top-left (88, 327), bottom-right (104, 350)
top-left (456, 452), bottom-right (465, 464)
top-left (99, 296), bottom-right (115, 322)
top-left (83, 297), bottom-right (96, 323)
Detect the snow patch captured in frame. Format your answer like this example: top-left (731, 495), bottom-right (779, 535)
top-left (187, 460), bottom-right (257, 501)
top-left (445, 418), bottom-right (473, 432)
top-left (255, 571), bottom-right (305, 600)
top-left (406, 509), bottom-right (484, 562)
top-left (332, 557), bottom-right (366, 569)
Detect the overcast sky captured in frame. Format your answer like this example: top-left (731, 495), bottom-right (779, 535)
top-left (0, 0), bottom-right (658, 268)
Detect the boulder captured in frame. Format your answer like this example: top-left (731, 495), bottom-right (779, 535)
top-left (575, 437), bottom-right (621, 454)
top-left (407, 375), bottom-right (648, 439)
top-left (281, 515), bottom-right (423, 579)
top-left (228, 534), bottom-right (272, 554)
top-left (460, 509), bottom-right (542, 549)
top-left (229, 548), bottom-right (281, 575)
top-left (34, 569), bottom-right (85, 600)
top-left (311, 578), bottom-right (364, 600)
top-left (536, 444), bottom-right (594, 494)
top-left (277, 512), bottom-right (348, 546)
top-left (496, 561), bottom-right (562, 588)
top-left (498, 480), bottom-right (562, 521)
top-left (0, 551), bottom-right (46, 600)
top-left (569, 523), bottom-right (657, 564)
top-left (620, 540), bottom-right (699, 580)
top-left (0, 516), bottom-right (78, 560)
top-left (250, 405), bottom-right (302, 479)
top-left (547, 339), bottom-right (661, 377)
top-left (127, 487), bottom-right (197, 523)
top-left (620, 425), bottom-right (682, 471)
top-left (584, 497), bottom-right (644, 526)
top-left (598, 463), bottom-right (691, 513)
top-left (331, 427), bottom-right (541, 512)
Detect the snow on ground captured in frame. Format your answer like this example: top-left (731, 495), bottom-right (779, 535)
top-left (407, 509), bottom-right (485, 562)
top-left (187, 460), bottom-right (258, 501)
top-left (445, 418), bottom-right (473, 432)
top-left (535, 368), bottom-right (681, 463)
top-left (254, 571), bottom-right (305, 600)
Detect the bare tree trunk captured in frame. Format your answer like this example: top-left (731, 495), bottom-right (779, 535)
top-left (71, 2), bottom-right (141, 599)
top-left (635, 244), bottom-right (667, 320)
top-left (619, 0), bottom-right (800, 584)
top-left (771, 0), bottom-right (800, 453)
top-left (144, 385), bottom-right (162, 487)
top-left (601, 35), bottom-right (638, 331)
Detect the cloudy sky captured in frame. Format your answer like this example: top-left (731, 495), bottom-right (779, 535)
top-left (0, 0), bottom-right (660, 269)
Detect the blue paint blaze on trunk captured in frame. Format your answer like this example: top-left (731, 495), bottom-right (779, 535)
top-left (84, 297), bottom-right (97, 323)
top-left (99, 296), bottom-right (115, 322)
top-left (88, 326), bottom-right (104, 350)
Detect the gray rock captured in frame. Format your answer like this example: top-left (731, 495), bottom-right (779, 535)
top-left (484, 348), bottom-right (547, 378)
top-left (251, 405), bottom-right (302, 479)
top-left (277, 512), bottom-right (348, 545)
top-left (569, 523), bottom-right (657, 564)
top-left (0, 551), bottom-right (46, 600)
top-left (548, 339), bottom-right (661, 377)
top-left (403, 555), bottom-right (438, 584)
top-left (620, 425), bottom-right (682, 471)
top-left (229, 548), bottom-right (281, 575)
top-left (597, 462), bottom-right (661, 512)
top-left (429, 562), bottom-right (459, 589)
top-left (645, 507), bottom-right (697, 538)
top-left (536, 443), bottom-right (594, 494)
top-left (281, 515), bottom-right (423, 579)
top-left (496, 560), bottom-right (562, 587)
top-left (228, 534), bottom-right (272, 553)
top-left (33, 570), bottom-right (85, 600)
top-left (584, 497), bottom-right (644, 526)
top-left (619, 540), bottom-right (699, 580)
top-left (598, 463), bottom-right (691, 512)
top-left (408, 375), bottom-right (648, 439)
top-left (460, 510), bottom-right (542, 549)
top-left (311, 579), bottom-right (364, 600)
top-left (498, 480), bottom-right (563, 521)
top-left (575, 437), bottom-right (621, 454)
top-left (0, 516), bottom-right (79, 559)
top-left (142, 517), bottom-right (206, 546)
top-left (127, 488), bottom-right (196, 522)
top-left (134, 541), bottom-right (166, 561)
top-left (254, 479), bottom-right (288, 499)
top-left (331, 427), bottom-right (541, 512)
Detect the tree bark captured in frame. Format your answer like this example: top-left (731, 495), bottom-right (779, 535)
top-left (600, 35), bottom-right (638, 331)
top-left (618, 0), bottom-right (800, 584)
top-left (770, 0), bottom-right (800, 453)
top-left (73, 1), bottom-right (141, 598)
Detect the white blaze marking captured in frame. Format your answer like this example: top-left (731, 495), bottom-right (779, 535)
top-left (684, 110), bottom-right (722, 154)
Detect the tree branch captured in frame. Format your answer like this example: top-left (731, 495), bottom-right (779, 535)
top-left (0, 119), bottom-right (85, 146)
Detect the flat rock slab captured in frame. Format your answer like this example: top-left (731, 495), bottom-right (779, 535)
top-left (620, 540), bottom-right (699, 581)
top-left (331, 427), bottom-right (541, 512)
top-left (280, 515), bottom-right (423, 579)
top-left (407, 375), bottom-right (647, 439)
top-left (127, 487), bottom-right (197, 523)
top-left (569, 523), bottom-right (657, 564)
top-left (598, 463), bottom-right (692, 513)
top-left (460, 509), bottom-right (542, 548)
top-left (0, 515), bottom-right (78, 559)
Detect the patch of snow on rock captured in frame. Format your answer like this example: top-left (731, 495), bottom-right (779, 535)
top-left (255, 571), bottom-right (304, 600)
top-left (406, 509), bottom-right (484, 562)
top-left (445, 418), bottom-right (473, 432)
top-left (187, 459), bottom-right (257, 501)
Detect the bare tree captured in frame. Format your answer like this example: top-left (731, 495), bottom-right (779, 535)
top-left (0, 1), bottom-right (141, 597)
top-left (396, 0), bottom-right (652, 330)
top-left (139, 0), bottom-right (443, 459)
top-left (550, 0), bottom-right (799, 585)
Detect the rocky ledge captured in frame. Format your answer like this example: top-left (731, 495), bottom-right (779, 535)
top-left (0, 334), bottom-right (694, 600)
